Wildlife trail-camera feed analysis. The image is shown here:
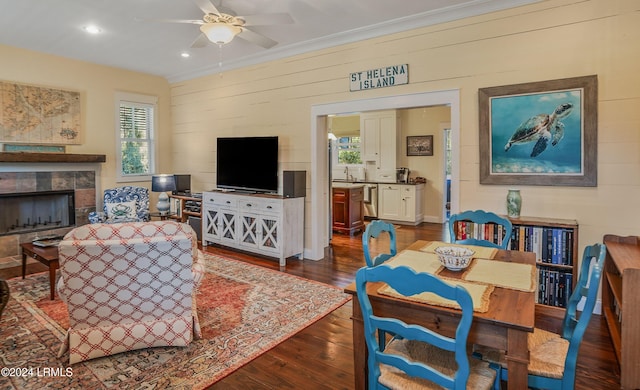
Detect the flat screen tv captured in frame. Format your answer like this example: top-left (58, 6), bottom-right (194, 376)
top-left (216, 136), bottom-right (278, 193)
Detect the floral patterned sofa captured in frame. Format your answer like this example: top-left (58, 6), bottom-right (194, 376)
top-left (88, 186), bottom-right (151, 224)
top-left (56, 221), bottom-right (205, 364)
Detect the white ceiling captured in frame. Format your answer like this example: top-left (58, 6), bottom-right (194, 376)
top-left (0, 0), bottom-right (539, 83)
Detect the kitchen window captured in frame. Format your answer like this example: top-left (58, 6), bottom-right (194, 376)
top-left (336, 136), bottom-right (362, 165)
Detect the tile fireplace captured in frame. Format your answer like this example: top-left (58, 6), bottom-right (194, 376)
top-left (0, 167), bottom-right (100, 265)
top-left (0, 190), bottom-right (75, 235)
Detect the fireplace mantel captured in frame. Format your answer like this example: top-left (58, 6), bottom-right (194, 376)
top-left (0, 152), bottom-right (106, 163)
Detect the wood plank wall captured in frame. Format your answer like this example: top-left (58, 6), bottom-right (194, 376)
top-left (170, 0), bottom-right (640, 262)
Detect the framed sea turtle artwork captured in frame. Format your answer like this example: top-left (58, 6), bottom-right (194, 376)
top-left (478, 75), bottom-right (597, 186)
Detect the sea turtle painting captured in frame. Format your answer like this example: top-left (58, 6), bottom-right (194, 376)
top-left (504, 102), bottom-right (573, 157)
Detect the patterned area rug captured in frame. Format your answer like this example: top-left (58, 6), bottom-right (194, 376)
top-left (0, 253), bottom-right (350, 389)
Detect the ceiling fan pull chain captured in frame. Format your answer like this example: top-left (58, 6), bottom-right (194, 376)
top-left (217, 43), bottom-right (223, 68)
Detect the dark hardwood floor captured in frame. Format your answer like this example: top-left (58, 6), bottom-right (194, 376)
top-left (3, 222), bottom-right (621, 389)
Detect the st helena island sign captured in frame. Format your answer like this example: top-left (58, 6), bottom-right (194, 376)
top-left (350, 64), bottom-right (408, 91)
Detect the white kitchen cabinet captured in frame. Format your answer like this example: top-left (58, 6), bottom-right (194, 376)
top-left (378, 183), bottom-right (424, 225)
top-left (361, 110), bottom-right (400, 183)
top-left (202, 191), bottom-right (304, 266)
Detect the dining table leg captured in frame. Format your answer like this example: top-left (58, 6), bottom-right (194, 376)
top-left (351, 299), bottom-right (367, 390)
top-left (505, 327), bottom-right (529, 390)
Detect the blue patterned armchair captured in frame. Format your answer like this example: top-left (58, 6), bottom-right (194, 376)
top-left (88, 186), bottom-right (150, 223)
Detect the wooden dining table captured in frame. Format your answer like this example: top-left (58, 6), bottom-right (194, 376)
top-left (344, 240), bottom-right (536, 390)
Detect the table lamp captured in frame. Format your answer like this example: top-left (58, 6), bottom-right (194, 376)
top-left (151, 174), bottom-right (176, 215)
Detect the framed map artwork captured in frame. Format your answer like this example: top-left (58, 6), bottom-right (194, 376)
top-left (0, 80), bottom-right (82, 145)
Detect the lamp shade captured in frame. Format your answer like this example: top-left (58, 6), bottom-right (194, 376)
top-left (151, 174), bottom-right (176, 193)
top-left (200, 23), bottom-right (241, 44)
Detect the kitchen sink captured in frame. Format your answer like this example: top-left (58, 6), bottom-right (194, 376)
top-left (331, 181), bottom-right (365, 188)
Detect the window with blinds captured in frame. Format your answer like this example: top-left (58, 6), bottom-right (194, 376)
top-left (336, 136), bottom-right (362, 165)
top-left (115, 92), bottom-right (157, 181)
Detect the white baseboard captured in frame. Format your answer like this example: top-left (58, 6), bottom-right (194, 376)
top-left (422, 215), bottom-right (441, 223)
top-left (577, 297), bottom-right (602, 315)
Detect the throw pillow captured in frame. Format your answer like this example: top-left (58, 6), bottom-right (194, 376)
top-left (105, 201), bottom-right (137, 220)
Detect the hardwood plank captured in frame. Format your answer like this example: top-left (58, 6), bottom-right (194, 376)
top-left (199, 223), bottom-right (620, 389)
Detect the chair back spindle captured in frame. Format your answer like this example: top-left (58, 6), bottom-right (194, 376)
top-left (448, 210), bottom-right (513, 250)
top-left (362, 220), bottom-right (397, 267)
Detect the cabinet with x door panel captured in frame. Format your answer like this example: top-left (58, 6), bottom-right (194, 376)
top-left (202, 191), bottom-right (304, 266)
top-left (238, 197), bottom-right (283, 256)
top-left (202, 192), bottom-right (238, 248)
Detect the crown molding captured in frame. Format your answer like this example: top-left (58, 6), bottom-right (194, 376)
top-left (168, 0), bottom-right (541, 83)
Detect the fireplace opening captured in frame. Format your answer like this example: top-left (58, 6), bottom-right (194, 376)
top-left (0, 190), bottom-right (75, 235)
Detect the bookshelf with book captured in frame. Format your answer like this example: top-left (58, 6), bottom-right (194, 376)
top-left (452, 215), bottom-right (578, 314)
top-left (168, 193), bottom-right (202, 223)
top-left (601, 234), bottom-right (640, 389)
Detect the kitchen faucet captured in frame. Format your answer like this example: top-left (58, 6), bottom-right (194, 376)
top-left (344, 166), bottom-right (353, 181)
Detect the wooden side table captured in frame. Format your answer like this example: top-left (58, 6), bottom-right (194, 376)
top-left (21, 242), bottom-right (59, 300)
top-left (149, 211), bottom-right (177, 221)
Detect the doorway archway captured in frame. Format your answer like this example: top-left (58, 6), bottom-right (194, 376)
top-left (308, 89), bottom-right (460, 260)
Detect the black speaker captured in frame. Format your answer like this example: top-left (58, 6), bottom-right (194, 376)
top-left (283, 170), bottom-right (306, 198)
top-left (188, 216), bottom-right (202, 241)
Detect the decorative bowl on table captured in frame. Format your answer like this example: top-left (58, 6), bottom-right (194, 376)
top-left (434, 246), bottom-right (475, 271)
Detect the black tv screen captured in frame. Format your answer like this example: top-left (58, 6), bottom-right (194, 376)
top-left (216, 136), bottom-right (278, 193)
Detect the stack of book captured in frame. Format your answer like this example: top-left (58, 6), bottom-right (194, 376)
top-left (537, 267), bottom-right (573, 307)
top-left (32, 235), bottom-right (63, 247)
top-left (510, 226), bottom-right (573, 266)
top-left (454, 220), bottom-right (576, 308)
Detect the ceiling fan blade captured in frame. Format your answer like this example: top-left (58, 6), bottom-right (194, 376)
top-left (139, 18), bottom-right (204, 24)
top-left (240, 13), bottom-right (294, 26)
top-left (192, 0), bottom-right (220, 16)
top-left (190, 33), bottom-right (210, 48)
top-left (237, 27), bottom-right (278, 49)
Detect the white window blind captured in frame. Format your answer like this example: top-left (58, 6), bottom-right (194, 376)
top-left (115, 92), bottom-right (157, 181)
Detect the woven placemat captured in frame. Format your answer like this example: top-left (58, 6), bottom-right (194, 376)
top-left (384, 250), bottom-right (443, 275)
top-left (462, 258), bottom-right (536, 292)
top-left (379, 277), bottom-right (494, 313)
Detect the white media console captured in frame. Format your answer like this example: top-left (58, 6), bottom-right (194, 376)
top-left (201, 190), bottom-right (304, 266)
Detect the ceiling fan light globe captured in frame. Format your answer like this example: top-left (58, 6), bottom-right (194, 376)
top-left (200, 23), bottom-right (241, 44)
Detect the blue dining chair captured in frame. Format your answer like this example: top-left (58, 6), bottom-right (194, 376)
top-left (477, 243), bottom-right (607, 390)
top-left (355, 265), bottom-right (497, 390)
top-left (448, 210), bottom-right (513, 250)
top-left (362, 220), bottom-right (397, 267)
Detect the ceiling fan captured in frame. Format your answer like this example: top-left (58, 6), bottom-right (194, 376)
top-left (151, 0), bottom-right (294, 49)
